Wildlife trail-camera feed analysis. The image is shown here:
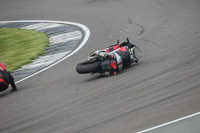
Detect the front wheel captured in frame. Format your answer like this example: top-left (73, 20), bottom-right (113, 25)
top-left (76, 61), bottom-right (101, 74)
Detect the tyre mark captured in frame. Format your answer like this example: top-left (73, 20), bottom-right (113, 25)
top-left (128, 16), bottom-right (145, 35)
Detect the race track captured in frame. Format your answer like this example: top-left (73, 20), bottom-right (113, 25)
top-left (0, 0), bottom-right (200, 133)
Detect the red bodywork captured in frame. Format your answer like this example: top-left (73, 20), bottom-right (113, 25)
top-left (0, 63), bottom-right (7, 71)
top-left (0, 63), bottom-right (9, 87)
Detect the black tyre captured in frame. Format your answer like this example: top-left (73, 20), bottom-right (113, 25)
top-left (76, 61), bottom-right (102, 74)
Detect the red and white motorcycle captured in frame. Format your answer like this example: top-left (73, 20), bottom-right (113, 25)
top-left (76, 38), bottom-right (142, 76)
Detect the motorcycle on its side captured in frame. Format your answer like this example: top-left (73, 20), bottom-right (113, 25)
top-left (76, 38), bottom-right (142, 76)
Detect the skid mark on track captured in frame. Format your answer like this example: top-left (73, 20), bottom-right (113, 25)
top-left (84, 0), bottom-right (112, 5)
top-left (128, 16), bottom-right (145, 35)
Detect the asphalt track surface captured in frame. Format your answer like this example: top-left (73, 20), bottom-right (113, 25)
top-left (0, 0), bottom-right (200, 133)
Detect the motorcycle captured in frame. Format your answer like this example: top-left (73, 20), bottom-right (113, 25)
top-left (76, 38), bottom-right (142, 76)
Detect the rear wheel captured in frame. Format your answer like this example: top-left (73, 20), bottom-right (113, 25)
top-left (76, 61), bottom-right (101, 74)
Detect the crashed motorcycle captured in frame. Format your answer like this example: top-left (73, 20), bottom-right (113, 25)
top-left (76, 38), bottom-right (142, 76)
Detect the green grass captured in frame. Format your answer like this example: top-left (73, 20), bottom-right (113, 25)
top-left (0, 28), bottom-right (49, 72)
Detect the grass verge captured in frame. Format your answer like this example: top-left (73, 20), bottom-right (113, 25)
top-left (0, 28), bottom-right (49, 72)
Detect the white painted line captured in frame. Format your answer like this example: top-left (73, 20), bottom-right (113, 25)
top-left (21, 23), bottom-right (63, 31)
top-left (20, 51), bottom-right (70, 69)
top-left (21, 23), bottom-right (52, 30)
top-left (49, 31), bottom-right (82, 45)
top-left (137, 112), bottom-right (200, 133)
top-left (0, 20), bottom-right (90, 84)
top-left (37, 24), bottom-right (63, 31)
